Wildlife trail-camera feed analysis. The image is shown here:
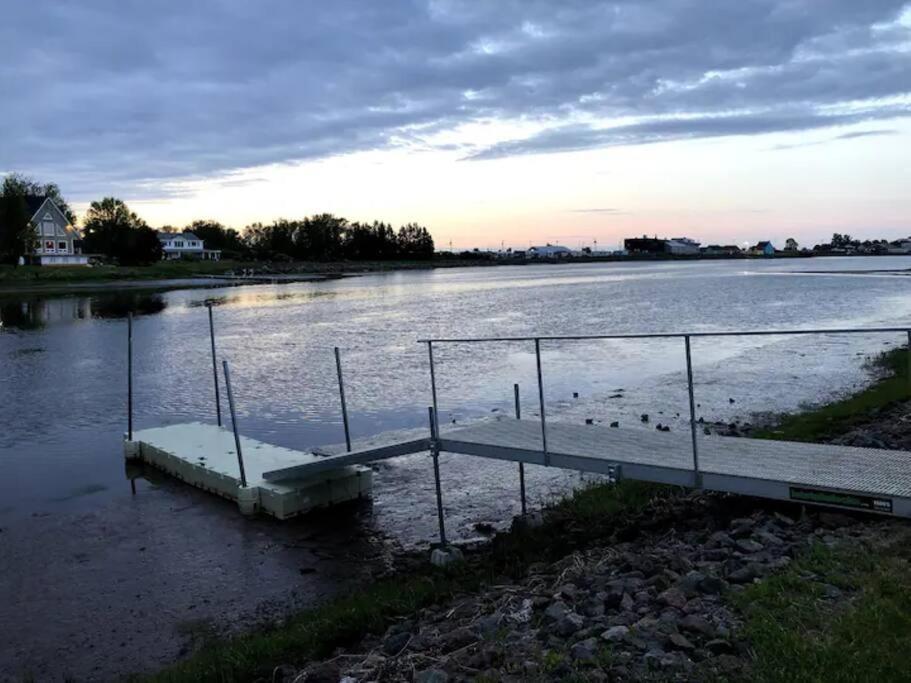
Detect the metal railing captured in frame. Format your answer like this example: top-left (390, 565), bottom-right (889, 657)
top-left (421, 326), bottom-right (911, 488)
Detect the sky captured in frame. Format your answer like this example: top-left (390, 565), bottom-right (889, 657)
top-left (1, 1), bottom-right (909, 250)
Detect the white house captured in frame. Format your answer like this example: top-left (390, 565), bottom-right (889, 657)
top-left (157, 231), bottom-right (221, 260)
top-left (23, 196), bottom-right (88, 266)
top-left (527, 244), bottom-right (572, 258)
top-left (665, 237), bottom-right (701, 255)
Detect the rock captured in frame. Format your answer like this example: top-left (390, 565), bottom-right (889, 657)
top-left (440, 626), bottom-right (477, 653)
top-left (430, 546), bottom-right (464, 567)
top-left (735, 538), bottom-right (764, 554)
top-left (556, 612), bottom-right (586, 637)
top-left (641, 414), bottom-right (649, 423)
top-left (585, 418), bottom-right (594, 425)
top-left (679, 614), bottom-right (714, 637)
top-left (706, 639), bottom-right (734, 654)
top-left (472, 613), bottom-right (502, 638)
top-left (571, 637), bottom-right (599, 662)
top-left (755, 530), bottom-right (784, 546)
top-left (545, 601), bottom-right (570, 621)
top-left (610, 421), bottom-right (619, 428)
top-left (415, 669), bottom-right (449, 683)
top-left (819, 511), bottom-right (856, 528)
top-left (727, 564), bottom-right (760, 584)
top-left (601, 625), bottom-right (630, 643)
top-left (668, 633), bottom-right (695, 651)
top-left (620, 592), bottom-right (635, 611)
top-left (304, 662), bottom-right (340, 683)
top-left (382, 631), bottom-right (411, 655)
top-left (658, 587), bottom-right (688, 609)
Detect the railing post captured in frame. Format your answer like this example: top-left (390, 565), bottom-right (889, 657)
top-left (127, 312), bottom-right (133, 441)
top-left (428, 406), bottom-right (447, 547)
top-left (427, 341), bottom-right (440, 436)
top-left (906, 331), bottom-right (911, 397)
top-left (222, 360), bottom-right (248, 488)
top-left (515, 383), bottom-right (527, 515)
top-left (335, 346), bottom-right (352, 452)
top-left (684, 335), bottom-right (701, 487)
top-left (535, 338), bottom-right (549, 465)
top-left (206, 303), bottom-right (222, 427)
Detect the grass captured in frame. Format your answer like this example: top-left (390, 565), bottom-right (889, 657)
top-left (0, 258), bottom-right (498, 287)
top-left (144, 481), bottom-right (665, 682)
top-left (752, 346), bottom-right (911, 443)
top-left (733, 529), bottom-right (911, 682)
top-left (0, 260), bottom-right (255, 284)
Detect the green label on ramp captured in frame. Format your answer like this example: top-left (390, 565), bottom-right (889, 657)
top-left (789, 486), bottom-right (892, 513)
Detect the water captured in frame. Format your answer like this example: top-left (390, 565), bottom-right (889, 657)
top-left (1, 256), bottom-right (909, 679)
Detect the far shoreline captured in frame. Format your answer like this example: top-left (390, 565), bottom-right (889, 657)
top-left (1, 252), bottom-right (908, 297)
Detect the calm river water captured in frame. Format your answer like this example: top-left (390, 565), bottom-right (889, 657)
top-left (1, 257), bottom-right (910, 680)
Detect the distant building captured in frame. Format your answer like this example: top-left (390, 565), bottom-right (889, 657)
top-left (888, 239), bottom-right (911, 255)
top-left (527, 244), bottom-right (572, 258)
top-left (157, 231), bottom-right (221, 260)
top-left (665, 237), bottom-right (700, 255)
top-left (624, 236), bottom-right (666, 255)
top-left (750, 241), bottom-right (776, 257)
top-left (20, 196), bottom-right (88, 266)
top-left (700, 244), bottom-right (742, 257)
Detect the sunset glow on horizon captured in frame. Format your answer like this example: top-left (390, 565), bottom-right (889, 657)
top-left (4, 2), bottom-right (910, 250)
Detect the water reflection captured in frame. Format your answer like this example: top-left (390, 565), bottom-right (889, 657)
top-left (0, 293), bottom-right (167, 330)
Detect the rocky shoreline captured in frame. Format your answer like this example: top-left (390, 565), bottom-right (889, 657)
top-left (285, 489), bottom-right (899, 683)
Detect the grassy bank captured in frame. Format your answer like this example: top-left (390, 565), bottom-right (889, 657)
top-left (144, 481), bottom-right (664, 682)
top-left (753, 345), bottom-right (910, 442)
top-left (735, 528), bottom-right (911, 682)
top-left (0, 258), bottom-right (497, 288)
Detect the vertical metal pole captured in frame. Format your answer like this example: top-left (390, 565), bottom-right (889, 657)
top-left (684, 335), bottom-right (701, 487)
top-left (535, 338), bottom-right (549, 465)
top-left (335, 346), bottom-right (352, 452)
top-left (207, 303), bottom-right (222, 427)
top-left (515, 383), bottom-right (527, 515)
top-left (427, 341), bottom-right (440, 435)
top-left (428, 406), bottom-right (447, 547)
top-left (127, 312), bottom-right (133, 441)
top-left (906, 331), bottom-right (911, 396)
top-left (222, 360), bottom-right (248, 488)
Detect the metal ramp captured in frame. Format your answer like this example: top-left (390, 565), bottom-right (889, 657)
top-left (258, 419), bottom-right (911, 518)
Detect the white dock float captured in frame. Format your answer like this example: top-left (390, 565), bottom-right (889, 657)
top-left (126, 423), bottom-right (372, 519)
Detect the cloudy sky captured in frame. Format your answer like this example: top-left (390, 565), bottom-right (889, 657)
top-left (1, 1), bottom-right (909, 249)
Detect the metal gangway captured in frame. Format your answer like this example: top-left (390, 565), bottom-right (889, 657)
top-left (125, 313), bottom-right (911, 544)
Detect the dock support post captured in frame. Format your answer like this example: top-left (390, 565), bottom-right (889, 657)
top-left (206, 303), bottom-right (222, 427)
top-left (684, 335), bottom-right (702, 488)
top-left (427, 341), bottom-right (440, 436)
top-left (515, 383), bottom-right (527, 515)
top-left (907, 331), bottom-right (911, 397)
top-left (535, 338), bottom-right (549, 465)
top-left (127, 312), bottom-right (133, 441)
top-left (335, 347), bottom-right (352, 452)
top-left (428, 406), bottom-right (461, 566)
top-left (222, 360), bottom-right (248, 488)
top-left (428, 406), bottom-right (447, 547)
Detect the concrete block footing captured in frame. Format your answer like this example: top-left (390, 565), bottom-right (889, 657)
top-left (123, 440), bottom-right (141, 461)
top-left (237, 486), bottom-right (261, 516)
top-left (430, 546), bottom-right (464, 567)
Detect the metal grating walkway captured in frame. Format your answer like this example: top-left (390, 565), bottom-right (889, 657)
top-left (437, 420), bottom-right (911, 516)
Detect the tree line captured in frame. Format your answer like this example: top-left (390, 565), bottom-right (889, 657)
top-left (0, 174), bottom-right (434, 265)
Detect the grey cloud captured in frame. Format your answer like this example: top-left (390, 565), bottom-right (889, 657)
top-left (0, 0), bottom-right (909, 197)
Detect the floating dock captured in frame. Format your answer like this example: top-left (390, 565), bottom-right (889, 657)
top-left (125, 423), bottom-right (372, 519)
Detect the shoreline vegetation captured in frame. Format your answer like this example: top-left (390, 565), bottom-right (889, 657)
top-left (2, 254), bottom-right (911, 297)
top-left (142, 347), bottom-right (911, 682)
